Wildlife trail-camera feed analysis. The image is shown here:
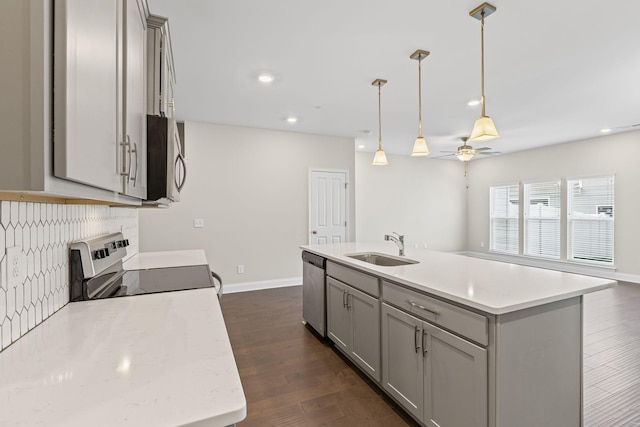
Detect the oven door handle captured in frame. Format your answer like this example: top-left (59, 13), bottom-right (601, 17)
top-left (175, 153), bottom-right (187, 191)
top-left (211, 271), bottom-right (223, 299)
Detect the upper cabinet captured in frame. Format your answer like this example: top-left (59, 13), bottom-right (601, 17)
top-left (0, 0), bottom-right (170, 205)
top-left (54, 0), bottom-right (148, 199)
top-left (53, 0), bottom-right (121, 193)
top-left (122, 0), bottom-right (148, 198)
top-left (147, 14), bottom-right (176, 118)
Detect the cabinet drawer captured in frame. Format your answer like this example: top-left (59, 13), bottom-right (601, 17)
top-left (382, 281), bottom-right (488, 346)
top-left (327, 261), bottom-right (380, 297)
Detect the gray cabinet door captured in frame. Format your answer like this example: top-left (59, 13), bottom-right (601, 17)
top-left (326, 277), bottom-right (349, 353)
top-left (53, 0), bottom-right (121, 192)
top-left (122, 0), bottom-right (147, 198)
top-left (349, 286), bottom-right (380, 382)
top-left (381, 303), bottom-right (424, 421)
top-left (424, 322), bottom-right (487, 427)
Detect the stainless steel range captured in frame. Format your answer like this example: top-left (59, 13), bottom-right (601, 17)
top-left (70, 232), bottom-right (221, 301)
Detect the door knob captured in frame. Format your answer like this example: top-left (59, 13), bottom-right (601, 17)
top-left (312, 230), bottom-right (318, 234)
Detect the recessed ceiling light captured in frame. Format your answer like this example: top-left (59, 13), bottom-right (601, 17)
top-left (357, 144), bottom-right (366, 149)
top-left (600, 128), bottom-right (612, 133)
top-left (467, 99), bottom-right (481, 107)
top-left (286, 116), bottom-right (298, 123)
top-left (258, 74), bottom-right (274, 84)
top-left (361, 130), bottom-right (372, 135)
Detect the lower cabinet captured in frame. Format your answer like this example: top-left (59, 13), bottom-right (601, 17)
top-left (327, 276), bottom-right (381, 382)
top-left (382, 303), bottom-right (488, 427)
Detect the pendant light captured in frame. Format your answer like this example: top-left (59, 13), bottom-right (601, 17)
top-left (372, 78), bottom-right (388, 166)
top-left (410, 49), bottom-right (430, 156)
top-left (468, 2), bottom-right (500, 143)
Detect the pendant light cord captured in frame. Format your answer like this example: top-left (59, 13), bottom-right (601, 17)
top-left (378, 82), bottom-right (383, 150)
top-left (480, 10), bottom-right (486, 117)
top-left (418, 57), bottom-right (423, 137)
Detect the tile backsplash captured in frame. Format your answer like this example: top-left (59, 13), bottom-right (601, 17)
top-left (0, 201), bottom-right (138, 352)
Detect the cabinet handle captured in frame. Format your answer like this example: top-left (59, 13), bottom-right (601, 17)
top-left (406, 300), bottom-right (439, 317)
top-left (130, 142), bottom-right (139, 186)
top-left (120, 135), bottom-right (132, 182)
top-left (347, 293), bottom-right (352, 309)
top-left (414, 325), bottom-right (421, 353)
top-left (343, 290), bottom-right (347, 308)
top-left (422, 330), bottom-right (428, 356)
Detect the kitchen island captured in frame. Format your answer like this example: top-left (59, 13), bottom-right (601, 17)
top-left (301, 242), bottom-right (616, 427)
top-left (0, 250), bottom-right (245, 427)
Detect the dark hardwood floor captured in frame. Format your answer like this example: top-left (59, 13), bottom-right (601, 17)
top-left (221, 282), bottom-right (640, 427)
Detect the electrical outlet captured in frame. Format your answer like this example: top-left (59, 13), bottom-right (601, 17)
top-left (480, 242), bottom-right (485, 248)
top-left (237, 265), bottom-right (244, 274)
top-left (6, 246), bottom-right (26, 288)
top-left (194, 219), bottom-right (205, 228)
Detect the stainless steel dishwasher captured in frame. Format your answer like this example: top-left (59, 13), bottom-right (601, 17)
top-left (302, 251), bottom-right (326, 337)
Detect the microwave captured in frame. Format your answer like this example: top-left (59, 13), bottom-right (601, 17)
top-left (146, 115), bottom-right (186, 203)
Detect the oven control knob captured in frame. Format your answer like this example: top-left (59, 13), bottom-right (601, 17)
top-left (104, 247), bottom-right (110, 256)
top-left (123, 239), bottom-right (130, 247)
top-left (94, 249), bottom-right (104, 259)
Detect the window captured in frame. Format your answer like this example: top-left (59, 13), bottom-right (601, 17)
top-left (567, 176), bottom-right (615, 265)
top-left (524, 180), bottom-right (561, 258)
top-left (490, 184), bottom-right (519, 254)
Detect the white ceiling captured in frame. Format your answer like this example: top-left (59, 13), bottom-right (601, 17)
top-left (148, 0), bottom-right (640, 159)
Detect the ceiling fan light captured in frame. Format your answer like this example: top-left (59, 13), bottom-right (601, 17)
top-left (469, 115), bottom-right (500, 142)
top-left (372, 149), bottom-right (389, 166)
top-left (456, 151), bottom-right (475, 162)
top-left (411, 136), bottom-right (430, 156)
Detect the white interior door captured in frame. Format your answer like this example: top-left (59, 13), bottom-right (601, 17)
top-left (309, 170), bottom-right (348, 244)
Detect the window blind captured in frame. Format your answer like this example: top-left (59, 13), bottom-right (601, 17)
top-left (490, 184), bottom-right (519, 254)
top-left (524, 181), bottom-right (561, 258)
top-left (567, 176), bottom-right (615, 265)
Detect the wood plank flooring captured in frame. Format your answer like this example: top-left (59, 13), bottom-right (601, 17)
top-left (221, 282), bottom-right (640, 427)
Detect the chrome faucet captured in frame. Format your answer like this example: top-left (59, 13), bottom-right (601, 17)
top-left (384, 232), bottom-right (405, 256)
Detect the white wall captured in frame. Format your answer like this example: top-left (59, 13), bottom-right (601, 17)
top-left (355, 152), bottom-right (467, 252)
top-left (139, 122), bottom-right (356, 288)
top-left (466, 129), bottom-right (640, 278)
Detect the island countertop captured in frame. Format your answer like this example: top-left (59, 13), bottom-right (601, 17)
top-left (0, 251), bottom-right (245, 427)
top-left (301, 242), bottom-right (616, 314)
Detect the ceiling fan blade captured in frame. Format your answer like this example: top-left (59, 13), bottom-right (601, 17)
top-left (432, 153), bottom-right (456, 159)
top-left (473, 147), bottom-right (492, 151)
top-left (439, 150), bottom-right (458, 154)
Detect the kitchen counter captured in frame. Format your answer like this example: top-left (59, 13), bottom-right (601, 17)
top-left (123, 249), bottom-right (208, 270)
top-left (301, 242), bottom-right (616, 314)
top-left (0, 251), bottom-right (245, 427)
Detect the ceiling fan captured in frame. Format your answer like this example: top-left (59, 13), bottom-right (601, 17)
top-left (439, 137), bottom-right (501, 162)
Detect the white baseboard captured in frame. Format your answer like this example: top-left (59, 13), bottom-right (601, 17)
top-left (223, 277), bottom-right (302, 294)
top-left (464, 251), bottom-right (640, 285)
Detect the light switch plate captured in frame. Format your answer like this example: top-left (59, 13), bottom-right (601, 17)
top-left (194, 219), bottom-right (205, 228)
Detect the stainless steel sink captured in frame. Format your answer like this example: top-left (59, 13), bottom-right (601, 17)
top-left (345, 252), bottom-right (419, 267)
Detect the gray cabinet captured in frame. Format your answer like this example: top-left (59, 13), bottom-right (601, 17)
top-left (147, 14), bottom-right (176, 118)
top-left (0, 0), bottom-right (151, 204)
top-left (122, 0), bottom-right (148, 198)
top-left (326, 275), bottom-right (381, 382)
top-left (53, 0), bottom-right (121, 192)
top-left (382, 303), bottom-right (487, 427)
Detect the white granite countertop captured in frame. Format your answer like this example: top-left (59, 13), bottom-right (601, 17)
top-left (0, 251), bottom-right (245, 427)
top-left (301, 242), bottom-right (616, 315)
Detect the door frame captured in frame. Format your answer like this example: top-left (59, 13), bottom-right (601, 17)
top-left (308, 168), bottom-right (350, 244)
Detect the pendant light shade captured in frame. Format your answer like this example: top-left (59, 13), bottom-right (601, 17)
top-left (410, 50), bottom-right (430, 156)
top-left (469, 115), bottom-right (499, 142)
top-left (469, 3), bottom-right (500, 143)
top-left (372, 78), bottom-right (388, 166)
